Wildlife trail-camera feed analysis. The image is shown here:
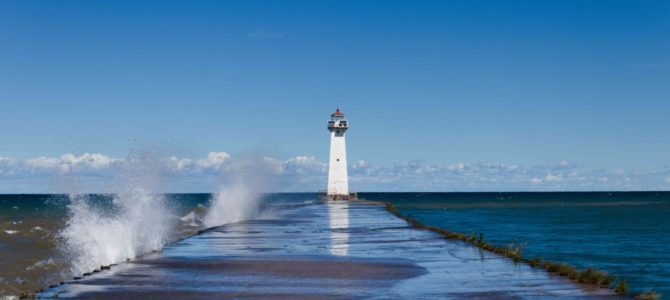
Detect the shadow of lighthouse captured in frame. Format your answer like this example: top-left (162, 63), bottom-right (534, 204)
top-left (327, 202), bottom-right (350, 256)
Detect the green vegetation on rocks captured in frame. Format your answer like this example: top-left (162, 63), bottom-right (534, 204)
top-left (637, 291), bottom-right (662, 300)
top-left (615, 279), bottom-right (629, 294)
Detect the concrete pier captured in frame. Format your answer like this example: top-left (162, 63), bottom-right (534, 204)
top-left (39, 202), bottom-right (619, 299)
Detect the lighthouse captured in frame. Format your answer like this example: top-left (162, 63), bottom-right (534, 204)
top-left (326, 108), bottom-right (354, 200)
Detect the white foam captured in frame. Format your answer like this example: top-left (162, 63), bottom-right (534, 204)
top-left (202, 158), bottom-right (273, 228)
top-left (180, 211), bottom-right (201, 227)
top-left (57, 151), bottom-right (179, 275)
top-left (203, 181), bottom-right (261, 228)
top-left (60, 190), bottom-right (174, 275)
top-left (3, 230), bottom-right (18, 235)
top-left (57, 153), bottom-right (273, 276)
top-left (26, 258), bottom-right (56, 271)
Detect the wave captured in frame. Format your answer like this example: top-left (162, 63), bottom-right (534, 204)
top-left (60, 190), bottom-right (175, 275)
top-left (204, 180), bottom-right (262, 228)
top-left (202, 157), bottom-right (274, 228)
top-left (57, 155), bottom-right (271, 276)
top-left (26, 258), bottom-right (57, 271)
top-left (180, 211), bottom-right (202, 227)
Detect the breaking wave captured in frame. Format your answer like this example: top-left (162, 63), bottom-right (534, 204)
top-left (204, 181), bottom-right (262, 228)
top-left (203, 157), bottom-right (273, 228)
top-left (60, 190), bottom-right (174, 274)
top-left (58, 150), bottom-right (177, 275)
top-left (58, 154), bottom-right (272, 276)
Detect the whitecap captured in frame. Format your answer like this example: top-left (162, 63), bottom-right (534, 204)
top-left (32, 226), bottom-right (46, 232)
top-left (180, 211), bottom-right (201, 227)
top-left (61, 191), bottom-right (175, 275)
top-left (203, 181), bottom-right (262, 228)
top-left (4, 230), bottom-right (18, 235)
top-left (26, 258), bottom-right (56, 271)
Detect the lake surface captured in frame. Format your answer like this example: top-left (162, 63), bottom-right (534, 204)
top-left (1, 192), bottom-right (667, 297)
top-left (0, 193), bottom-right (313, 297)
top-left (362, 192), bottom-right (670, 295)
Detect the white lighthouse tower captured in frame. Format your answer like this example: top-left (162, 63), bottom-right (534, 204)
top-left (326, 108), bottom-right (354, 200)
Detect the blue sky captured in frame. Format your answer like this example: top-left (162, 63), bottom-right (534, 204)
top-left (1, 1), bottom-right (669, 192)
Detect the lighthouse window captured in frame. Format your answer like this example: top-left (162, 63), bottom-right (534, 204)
top-left (336, 159), bottom-right (340, 162)
top-left (336, 130), bottom-right (340, 134)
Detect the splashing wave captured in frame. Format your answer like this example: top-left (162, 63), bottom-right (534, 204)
top-left (60, 189), bottom-right (174, 274)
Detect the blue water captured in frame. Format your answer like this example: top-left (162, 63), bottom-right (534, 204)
top-left (361, 192), bottom-right (670, 295)
top-left (2, 192), bottom-right (668, 296)
top-left (0, 193), bottom-right (315, 296)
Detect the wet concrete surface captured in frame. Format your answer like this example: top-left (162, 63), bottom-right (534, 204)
top-left (38, 202), bottom-right (621, 299)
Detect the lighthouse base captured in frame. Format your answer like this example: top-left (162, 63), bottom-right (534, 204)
top-left (319, 192), bottom-right (358, 201)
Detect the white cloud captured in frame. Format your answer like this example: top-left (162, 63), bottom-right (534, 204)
top-left (556, 160), bottom-right (574, 169)
top-left (352, 160), bottom-right (369, 169)
top-left (195, 152), bottom-right (231, 170)
top-left (260, 157), bottom-right (283, 174)
top-left (168, 157), bottom-right (193, 171)
top-left (0, 157), bottom-right (18, 176)
top-left (165, 152), bottom-right (231, 173)
top-left (0, 153), bottom-right (668, 193)
top-left (284, 156), bottom-right (327, 175)
top-left (448, 163), bottom-right (465, 171)
top-left (62, 153), bottom-right (115, 169)
top-left (26, 156), bottom-right (61, 169)
top-left (22, 153), bottom-right (119, 174)
top-left (544, 174), bottom-right (562, 182)
top-left (351, 160), bottom-right (377, 176)
top-left (259, 156), bottom-right (327, 177)
top-left (506, 165), bottom-right (521, 172)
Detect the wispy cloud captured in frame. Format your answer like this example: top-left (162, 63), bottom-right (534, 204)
top-left (0, 152), bottom-right (668, 193)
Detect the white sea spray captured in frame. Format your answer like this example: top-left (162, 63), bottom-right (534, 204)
top-left (26, 258), bottom-right (56, 271)
top-left (180, 211), bottom-right (201, 227)
top-left (60, 190), bottom-right (174, 274)
top-left (57, 151), bottom-right (276, 276)
top-left (203, 157), bottom-right (275, 228)
top-left (31, 226), bottom-right (45, 232)
top-left (203, 180), bottom-right (261, 228)
top-left (59, 151), bottom-right (175, 275)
